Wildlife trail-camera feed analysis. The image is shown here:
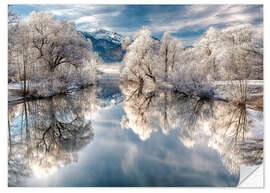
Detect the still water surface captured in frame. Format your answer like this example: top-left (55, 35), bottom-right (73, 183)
top-left (8, 84), bottom-right (263, 187)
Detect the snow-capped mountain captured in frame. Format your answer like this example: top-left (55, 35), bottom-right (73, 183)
top-left (90, 29), bottom-right (122, 45)
top-left (80, 29), bottom-right (125, 63)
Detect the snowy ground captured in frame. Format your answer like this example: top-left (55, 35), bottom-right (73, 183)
top-left (214, 80), bottom-right (263, 86)
top-left (213, 80), bottom-right (263, 99)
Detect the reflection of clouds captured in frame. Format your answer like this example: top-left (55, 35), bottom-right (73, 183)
top-left (121, 116), bottom-right (153, 141)
top-left (179, 135), bottom-right (196, 148)
top-left (24, 102), bottom-right (238, 186)
top-left (31, 161), bottom-right (59, 178)
top-left (121, 143), bottom-right (138, 174)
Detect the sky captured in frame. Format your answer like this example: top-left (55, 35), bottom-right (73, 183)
top-left (11, 4), bottom-right (263, 46)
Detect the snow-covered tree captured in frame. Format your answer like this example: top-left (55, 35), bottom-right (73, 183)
top-left (12, 20), bottom-right (35, 96)
top-left (8, 11), bottom-right (100, 97)
top-left (8, 6), bottom-right (21, 83)
top-left (159, 32), bottom-right (183, 81)
top-left (121, 27), bottom-right (156, 85)
top-left (26, 12), bottom-right (90, 73)
top-left (191, 24), bottom-right (263, 81)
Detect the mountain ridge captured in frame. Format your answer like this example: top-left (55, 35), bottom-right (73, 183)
top-left (80, 29), bottom-right (125, 63)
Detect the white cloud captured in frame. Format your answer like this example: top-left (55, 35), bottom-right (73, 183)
top-left (148, 5), bottom-right (262, 35)
top-left (15, 4), bottom-right (262, 42)
top-left (74, 11), bottom-right (121, 31)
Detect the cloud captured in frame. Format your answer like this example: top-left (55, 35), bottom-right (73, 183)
top-left (148, 5), bottom-right (262, 33)
top-left (12, 4), bottom-right (263, 46)
top-left (74, 11), bottom-right (122, 31)
top-left (145, 5), bottom-right (262, 46)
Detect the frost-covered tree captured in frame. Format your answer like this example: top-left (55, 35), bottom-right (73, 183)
top-left (8, 11), bottom-right (100, 97)
top-left (24, 11), bottom-right (94, 90)
top-left (159, 32), bottom-right (183, 81)
top-left (121, 27), bottom-right (156, 85)
top-left (8, 6), bottom-right (21, 83)
top-left (221, 24), bottom-right (263, 80)
top-left (12, 20), bottom-right (35, 96)
top-left (192, 24), bottom-right (263, 81)
top-left (120, 24), bottom-right (263, 104)
top-left (26, 12), bottom-right (90, 73)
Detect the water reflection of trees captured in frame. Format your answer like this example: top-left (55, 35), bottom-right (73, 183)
top-left (8, 88), bottom-right (99, 186)
top-left (209, 101), bottom-right (263, 174)
top-left (120, 82), bottom-right (263, 175)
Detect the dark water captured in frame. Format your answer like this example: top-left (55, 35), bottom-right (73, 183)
top-left (8, 83), bottom-right (263, 187)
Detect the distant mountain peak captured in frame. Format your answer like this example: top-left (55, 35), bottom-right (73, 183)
top-left (87, 29), bottom-right (123, 45)
top-left (80, 29), bottom-right (125, 63)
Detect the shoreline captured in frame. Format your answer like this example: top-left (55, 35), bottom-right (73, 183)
top-left (8, 83), bottom-right (95, 107)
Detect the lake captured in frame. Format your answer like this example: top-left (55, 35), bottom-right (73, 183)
top-left (8, 83), bottom-right (263, 187)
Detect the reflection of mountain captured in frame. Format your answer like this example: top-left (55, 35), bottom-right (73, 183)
top-left (97, 84), bottom-right (124, 108)
top-left (8, 88), bottom-right (99, 186)
top-left (120, 82), bottom-right (263, 175)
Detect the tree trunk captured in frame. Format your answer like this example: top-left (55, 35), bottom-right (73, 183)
top-left (165, 49), bottom-right (168, 81)
top-left (8, 119), bottom-right (12, 153)
top-left (23, 49), bottom-right (27, 97)
top-left (50, 70), bottom-right (54, 91)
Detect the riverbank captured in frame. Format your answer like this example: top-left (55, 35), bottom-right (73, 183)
top-left (8, 76), bottom-right (264, 112)
top-left (8, 83), bottom-right (94, 108)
